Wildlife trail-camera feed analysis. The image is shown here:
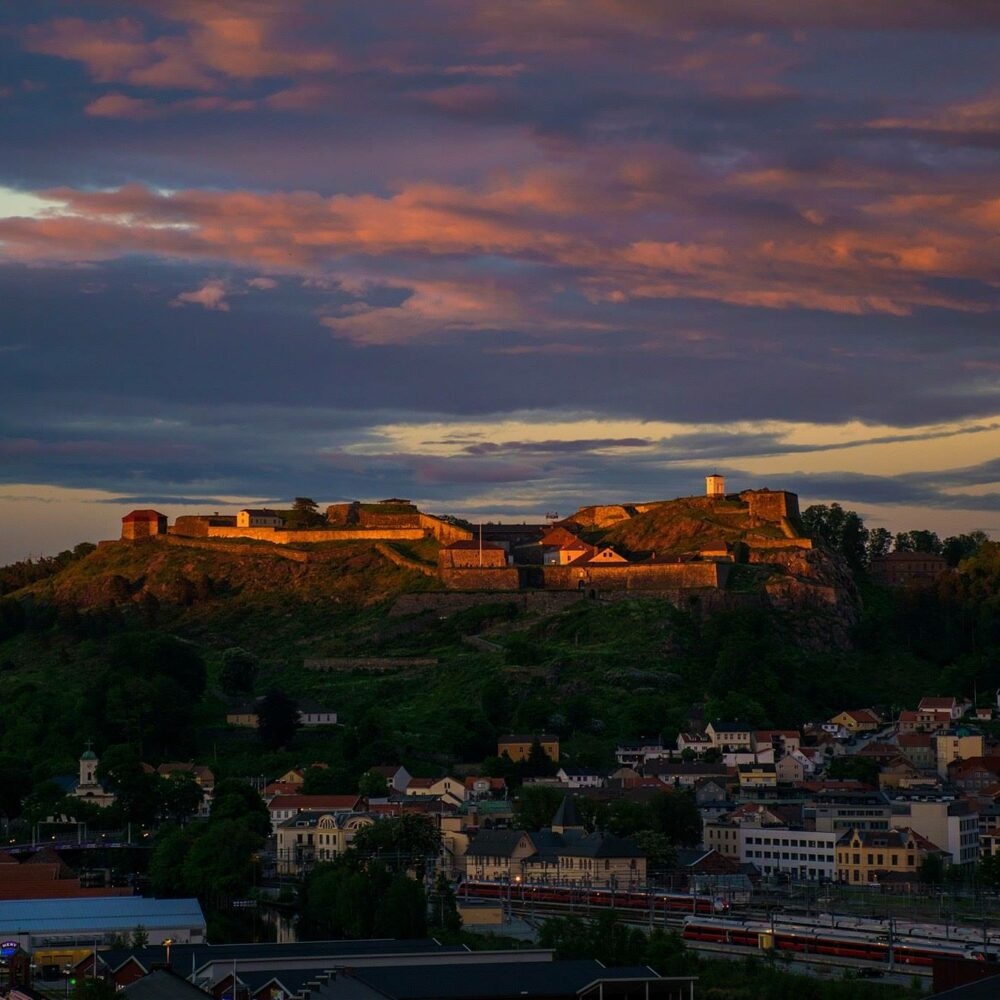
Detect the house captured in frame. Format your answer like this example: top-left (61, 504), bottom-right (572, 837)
top-left (406, 776), bottom-right (465, 806)
top-left (919, 696), bottom-right (966, 722)
top-left (889, 792), bottom-right (979, 867)
top-left (877, 758), bottom-right (928, 791)
top-left (539, 527), bottom-right (595, 566)
top-left (267, 794), bottom-right (362, 833)
top-left (575, 545), bottom-right (629, 565)
top-left (616, 737), bottom-right (667, 766)
top-left (897, 709), bottom-right (922, 734)
top-left (275, 810), bottom-right (374, 875)
top-left (870, 550), bottom-right (948, 587)
top-left (706, 722), bottom-right (753, 750)
top-left (225, 700), bottom-right (336, 728)
top-left (828, 709), bottom-right (880, 734)
top-left (737, 763), bottom-right (777, 789)
top-left (296, 700), bottom-right (338, 727)
top-left (947, 757), bottom-right (1000, 795)
top-left (372, 765), bottom-right (412, 793)
top-left (675, 733), bottom-right (713, 755)
top-left (225, 699), bottom-right (260, 728)
top-left (236, 509), bottom-right (283, 529)
top-left (976, 707), bottom-right (994, 722)
top-left (776, 754), bottom-right (806, 784)
top-left (121, 509), bottom-right (167, 540)
top-left (835, 827), bottom-right (947, 885)
top-left (497, 734), bottom-right (559, 763)
top-left (463, 797), bottom-right (646, 888)
top-left (897, 732), bottom-right (935, 769)
top-left (935, 729), bottom-right (986, 776)
top-left (753, 730), bottom-right (801, 754)
top-left (643, 760), bottom-right (730, 788)
top-left (463, 776), bottom-right (507, 800)
top-left (556, 767), bottom-right (605, 789)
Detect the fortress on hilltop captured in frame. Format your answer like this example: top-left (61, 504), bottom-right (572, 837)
top-left (118, 477), bottom-right (812, 597)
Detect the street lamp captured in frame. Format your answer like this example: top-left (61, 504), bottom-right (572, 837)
top-left (164, 939), bottom-right (174, 966)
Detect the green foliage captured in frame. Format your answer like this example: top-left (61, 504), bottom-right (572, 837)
top-left (919, 853), bottom-right (945, 884)
top-left (826, 755), bottom-right (880, 786)
top-left (431, 872), bottom-right (462, 933)
top-left (801, 503), bottom-right (868, 570)
top-left (130, 925), bottom-right (149, 949)
top-left (350, 814), bottom-right (441, 874)
top-left (219, 647), bottom-right (258, 694)
top-left (297, 859), bottom-right (427, 940)
top-left (301, 766), bottom-right (346, 794)
top-left (0, 543), bottom-right (96, 597)
top-left (257, 688), bottom-right (299, 750)
top-left (96, 744), bottom-right (162, 826)
top-left (210, 779), bottom-right (271, 838)
top-left (358, 768), bottom-right (389, 798)
top-left (515, 785), bottom-right (564, 830)
top-left (895, 530), bottom-right (943, 555)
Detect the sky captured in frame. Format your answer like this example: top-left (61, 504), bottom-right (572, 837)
top-left (1, 1), bottom-right (999, 563)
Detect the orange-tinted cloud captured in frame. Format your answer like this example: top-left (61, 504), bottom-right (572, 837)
top-left (23, 4), bottom-right (338, 92)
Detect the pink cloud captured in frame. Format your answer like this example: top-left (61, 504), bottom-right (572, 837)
top-left (85, 91), bottom-right (160, 119)
top-left (171, 279), bottom-right (230, 311)
top-left (23, 5), bottom-right (339, 93)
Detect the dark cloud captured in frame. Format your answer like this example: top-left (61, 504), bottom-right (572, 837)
top-left (0, 1), bottom-right (999, 553)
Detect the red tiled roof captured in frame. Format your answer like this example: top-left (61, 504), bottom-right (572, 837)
top-left (122, 509), bottom-right (164, 521)
top-left (918, 697), bottom-right (956, 710)
top-left (268, 794), bottom-right (361, 811)
top-left (898, 733), bottom-right (932, 747)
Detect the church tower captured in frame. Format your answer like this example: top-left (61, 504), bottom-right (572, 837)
top-left (79, 745), bottom-right (98, 787)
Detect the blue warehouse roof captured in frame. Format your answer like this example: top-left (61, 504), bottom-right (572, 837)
top-left (0, 897), bottom-right (205, 935)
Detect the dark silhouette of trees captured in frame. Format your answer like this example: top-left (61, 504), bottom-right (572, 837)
top-left (256, 688), bottom-right (299, 749)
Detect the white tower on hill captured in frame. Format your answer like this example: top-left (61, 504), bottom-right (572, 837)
top-left (706, 474), bottom-right (726, 497)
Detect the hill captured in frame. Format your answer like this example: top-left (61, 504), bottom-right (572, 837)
top-left (4, 516), bottom-right (998, 823)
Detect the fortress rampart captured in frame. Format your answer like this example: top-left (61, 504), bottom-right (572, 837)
top-left (539, 561), bottom-right (730, 591)
top-left (171, 523), bottom-right (427, 543)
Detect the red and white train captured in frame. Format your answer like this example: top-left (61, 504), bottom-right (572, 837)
top-left (682, 916), bottom-right (990, 966)
top-left (457, 879), bottom-right (728, 916)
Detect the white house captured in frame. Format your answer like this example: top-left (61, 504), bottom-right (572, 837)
top-left (237, 508), bottom-right (284, 528)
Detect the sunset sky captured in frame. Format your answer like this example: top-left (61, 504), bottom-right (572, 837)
top-left (1, 1), bottom-right (999, 562)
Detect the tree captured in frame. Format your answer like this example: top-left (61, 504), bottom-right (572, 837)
top-left (866, 528), bottom-right (893, 564)
top-left (895, 530), bottom-right (943, 555)
top-left (350, 814), bottom-right (441, 874)
top-left (647, 791), bottom-right (701, 847)
top-left (130, 925), bottom-right (149, 949)
top-left (825, 755), bottom-right (879, 786)
top-left (182, 819), bottom-right (263, 906)
top-left (943, 531), bottom-right (989, 567)
top-left (919, 853), bottom-right (945, 885)
top-left (210, 779), bottom-right (271, 837)
top-left (149, 824), bottom-right (194, 896)
top-left (161, 772), bottom-right (204, 823)
top-left (430, 872), bottom-right (462, 933)
top-left (257, 688), bottom-right (299, 750)
top-left (301, 766), bottom-right (344, 795)
top-left (287, 497), bottom-right (325, 528)
top-left (96, 744), bottom-right (161, 826)
top-left (801, 504), bottom-right (868, 570)
top-left (633, 831), bottom-right (676, 875)
top-left (358, 769), bottom-right (389, 798)
top-left (515, 785), bottom-right (563, 831)
top-left (219, 647), bottom-right (258, 695)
